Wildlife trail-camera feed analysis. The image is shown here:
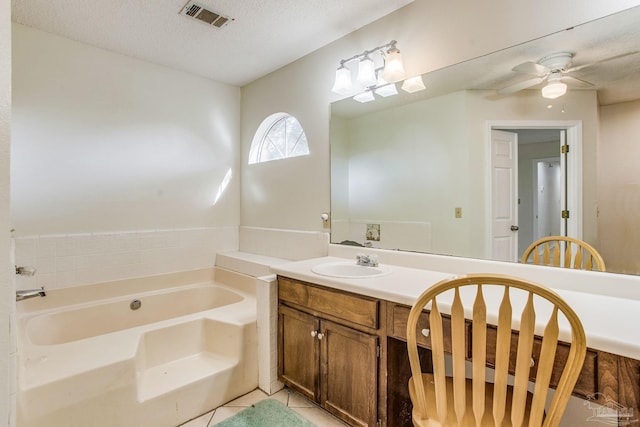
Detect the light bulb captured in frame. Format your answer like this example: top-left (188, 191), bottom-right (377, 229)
top-left (382, 47), bottom-right (405, 83)
top-left (541, 82), bottom-right (567, 99)
top-left (375, 84), bottom-right (398, 97)
top-left (542, 73), bottom-right (567, 99)
top-left (331, 66), bottom-right (353, 95)
top-left (401, 75), bottom-right (426, 93)
top-left (353, 91), bottom-right (375, 103)
top-left (357, 57), bottom-right (377, 88)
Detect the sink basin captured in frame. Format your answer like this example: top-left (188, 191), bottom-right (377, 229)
top-left (311, 261), bottom-right (392, 279)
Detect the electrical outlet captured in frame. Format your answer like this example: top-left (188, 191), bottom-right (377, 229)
top-left (455, 207), bottom-right (462, 218)
top-left (366, 224), bottom-right (380, 241)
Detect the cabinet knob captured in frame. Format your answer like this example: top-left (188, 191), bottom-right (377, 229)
top-left (317, 333), bottom-right (324, 340)
top-left (310, 330), bottom-right (317, 338)
top-left (421, 328), bottom-right (430, 337)
top-left (530, 357), bottom-right (535, 367)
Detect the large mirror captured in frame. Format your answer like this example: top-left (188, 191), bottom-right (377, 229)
top-left (330, 6), bottom-right (640, 275)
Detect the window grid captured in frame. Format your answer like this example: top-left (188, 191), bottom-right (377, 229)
top-left (249, 113), bottom-right (309, 164)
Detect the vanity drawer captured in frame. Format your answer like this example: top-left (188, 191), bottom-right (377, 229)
top-left (484, 326), bottom-right (598, 398)
top-left (278, 276), bottom-right (379, 329)
top-left (390, 304), bottom-right (459, 352)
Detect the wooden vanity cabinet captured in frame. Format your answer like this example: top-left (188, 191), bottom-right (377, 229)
top-left (278, 305), bottom-right (320, 400)
top-left (278, 277), bottom-right (640, 427)
top-left (278, 276), bottom-right (382, 427)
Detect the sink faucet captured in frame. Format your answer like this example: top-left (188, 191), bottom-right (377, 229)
top-left (16, 287), bottom-right (46, 301)
top-left (356, 254), bottom-right (379, 267)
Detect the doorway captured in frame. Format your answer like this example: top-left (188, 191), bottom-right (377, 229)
top-left (533, 157), bottom-right (562, 242)
top-left (487, 121), bottom-right (582, 262)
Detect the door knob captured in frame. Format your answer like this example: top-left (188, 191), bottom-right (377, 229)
top-left (510, 225), bottom-right (519, 231)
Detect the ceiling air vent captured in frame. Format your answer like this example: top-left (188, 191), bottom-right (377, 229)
top-left (180, 1), bottom-right (233, 29)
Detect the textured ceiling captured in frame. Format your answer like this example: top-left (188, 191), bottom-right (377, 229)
top-left (11, 0), bottom-right (413, 86)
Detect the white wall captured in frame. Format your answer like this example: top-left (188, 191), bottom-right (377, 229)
top-left (1, 0), bottom-right (14, 423)
top-left (329, 90), bottom-right (598, 259)
top-left (10, 25), bottom-right (242, 289)
top-left (598, 99), bottom-right (640, 273)
top-left (12, 24), bottom-right (240, 235)
top-left (240, 0), bottom-right (640, 234)
top-left (333, 91), bottom-right (468, 255)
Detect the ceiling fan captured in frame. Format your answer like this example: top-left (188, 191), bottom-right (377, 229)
top-left (497, 51), bottom-right (637, 98)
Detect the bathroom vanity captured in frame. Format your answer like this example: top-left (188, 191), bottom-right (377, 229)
top-left (273, 256), bottom-right (640, 427)
top-left (278, 276), bottom-right (382, 426)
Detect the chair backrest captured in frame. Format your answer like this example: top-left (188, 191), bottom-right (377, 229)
top-left (406, 274), bottom-right (587, 427)
top-left (520, 236), bottom-right (606, 272)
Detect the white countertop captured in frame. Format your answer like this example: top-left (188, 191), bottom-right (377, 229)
top-left (271, 256), bottom-right (640, 361)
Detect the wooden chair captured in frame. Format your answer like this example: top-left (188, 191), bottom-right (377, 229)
top-left (520, 236), bottom-right (606, 272)
top-left (406, 274), bottom-right (587, 427)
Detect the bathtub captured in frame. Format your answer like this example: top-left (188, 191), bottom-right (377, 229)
top-left (16, 267), bottom-right (258, 427)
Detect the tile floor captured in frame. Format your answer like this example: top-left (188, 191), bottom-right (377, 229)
top-left (179, 387), bottom-right (349, 426)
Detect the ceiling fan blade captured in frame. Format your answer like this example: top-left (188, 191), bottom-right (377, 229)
top-left (560, 75), bottom-right (594, 87)
top-left (497, 77), bottom-right (546, 95)
top-left (512, 61), bottom-right (550, 76)
top-left (565, 51), bottom-right (640, 73)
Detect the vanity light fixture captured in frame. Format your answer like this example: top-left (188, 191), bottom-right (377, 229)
top-left (541, 73), bottom-right (567, 99)
top-left (353, 90), bottom-right (375, 103)
top-left (332, 40), bottom-right (405, 95)
top-left (401, 75), bottom-right (426, 93)
top-left (357, 55), bottom-right (378, 87)
top-left (382, 45), bottom-right (405, 83)
top-left (375, 83), bottom-right (398, 97)
top-left (373, 71), bottom-right (398, 97)
top-left (331, 65), bottom-right (353, 95)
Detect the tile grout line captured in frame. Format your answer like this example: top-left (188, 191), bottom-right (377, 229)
top-left (206, 408), bottom-right (216, 426)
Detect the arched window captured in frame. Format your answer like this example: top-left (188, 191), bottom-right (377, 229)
top-left (248, 113), bottom-right (310, 164)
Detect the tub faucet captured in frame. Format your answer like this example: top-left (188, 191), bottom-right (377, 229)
top-left (356, 254), bottom-right (379, 267)
top-left (16, 287), bottom-right (46, 301)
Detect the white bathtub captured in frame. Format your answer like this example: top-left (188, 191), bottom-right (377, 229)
top-left (16, 267), bottom-right (258, 427)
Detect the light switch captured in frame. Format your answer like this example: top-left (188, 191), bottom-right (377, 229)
top-left (455, 207), bottom-right (462, 218)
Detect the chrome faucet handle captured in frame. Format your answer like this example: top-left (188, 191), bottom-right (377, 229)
top-left (15, 265), bottom-right (37, 276)
top-left (356, 253), bottom-right (378, 266)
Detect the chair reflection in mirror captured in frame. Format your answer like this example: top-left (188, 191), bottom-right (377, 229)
top-left (406, 274), bottom-right (586, 427)
top-left (520, 236), bottom-right (606, 272)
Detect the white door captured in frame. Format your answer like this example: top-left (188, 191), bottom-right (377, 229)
top-left (491, 130), bottom-right (518, 262)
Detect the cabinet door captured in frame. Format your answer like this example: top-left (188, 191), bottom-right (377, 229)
top-left (619, 357), bottom-right (640, 425)
top-left (278, 305), bottom-right (320, 401)
top-left (321, 320), bottom-right (378, 427)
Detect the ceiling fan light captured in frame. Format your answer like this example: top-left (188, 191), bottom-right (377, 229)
top-left (382, 47), bottom-right (405, 83)
top-left (357, 56), bottom-right (377, 87)
top-left (541, 81), bottom-right (567, 99)
top-left (331, 66), bottom-right (353, 95)
top-left (401, 75), bottom-right (426, 93)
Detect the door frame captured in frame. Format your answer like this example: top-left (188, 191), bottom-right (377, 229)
top-left (485, 120), bottom-right (583, 259)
